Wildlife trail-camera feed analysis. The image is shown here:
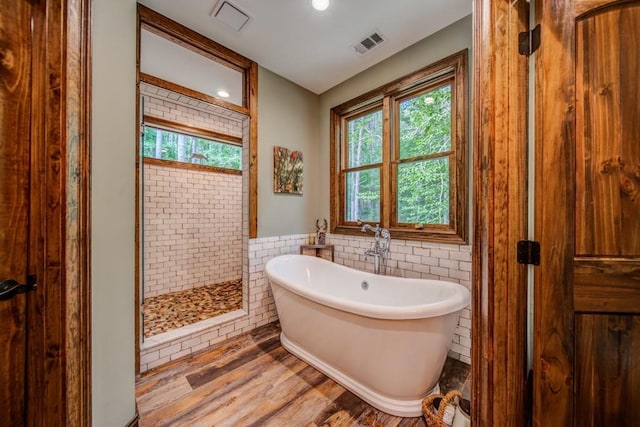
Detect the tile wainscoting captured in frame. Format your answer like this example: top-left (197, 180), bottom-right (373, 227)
top-left (139, 234), bottom-right (309, 372)
top-left (139, 233), bottom-right (471, 372)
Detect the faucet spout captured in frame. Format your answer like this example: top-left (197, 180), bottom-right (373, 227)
top-left (361, 224), bottom-right (391, 274)
top-left (361, 223), bottom-right (381, 235)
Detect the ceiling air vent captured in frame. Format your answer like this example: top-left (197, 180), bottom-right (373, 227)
top-left (354, 32), bottom-right (385, 55)
top-left (210, 1), bottom-right (250, 32)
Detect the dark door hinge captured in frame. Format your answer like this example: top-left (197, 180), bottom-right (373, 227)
top-left (519, 24), bottom-right (541, 56)
top-left (517, 240), bottom-right (540, 265)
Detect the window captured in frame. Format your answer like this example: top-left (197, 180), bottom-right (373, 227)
top-left (344, 108), bottom-right (382, 222)
top-left (142, 120), bottom-right (242, 172)
top-left (330, 50), bottom-right (468, 243)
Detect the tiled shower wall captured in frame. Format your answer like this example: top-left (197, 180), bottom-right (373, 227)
top-left (143, 164), bottom-right (242, 298)
top-left (141, 82), bottom-right (246, 299)
top-left (141, 82), bottom-right (243, 138)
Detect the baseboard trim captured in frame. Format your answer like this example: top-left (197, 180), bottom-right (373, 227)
top-left (125, 408), bottom-right (139, 427)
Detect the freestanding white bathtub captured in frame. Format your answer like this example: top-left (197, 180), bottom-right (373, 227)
top-left (265, 254), bottom-right (470, 417)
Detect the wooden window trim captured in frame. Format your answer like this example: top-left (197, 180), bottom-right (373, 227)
top-left (330, 50), bottom-right (468, 244)
top-left (143, 158), bottom-right (242, 176)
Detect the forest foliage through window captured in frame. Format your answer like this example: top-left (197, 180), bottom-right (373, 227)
top-left (142, 126), bottom-right (241, 170)
top-left (345, 109), bottom-right (382, 222)
top-left (396, 84), bottom-right (451, 225)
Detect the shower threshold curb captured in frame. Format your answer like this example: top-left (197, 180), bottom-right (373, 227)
top-left (142, 309), bottom-right (247, 350)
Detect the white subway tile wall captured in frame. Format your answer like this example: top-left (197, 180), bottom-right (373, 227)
top-left (140, 82), bottom-right (244, 138)
top-left (143, 164), bottom-right (242, 297)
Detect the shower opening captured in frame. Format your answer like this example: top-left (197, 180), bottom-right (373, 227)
top-left (139, 81), bottom-right (247, 342)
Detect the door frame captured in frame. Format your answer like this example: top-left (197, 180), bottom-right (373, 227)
top-left (24, 0), bottom-right (92, 424)
top-left (68, 0), bottom-right (529, 422)
top-left (133, 5), bottom-right (259, 373)
top-left (472, 0), bottom-right (530, 425)
top-left (532, 0), bottom-right (575, 423)
top-left (15, 0), bottom-right (536, 424)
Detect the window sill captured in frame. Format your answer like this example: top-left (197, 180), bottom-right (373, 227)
top-left (142, 157), bottom-right (242, 175)
top-left (332, 225), bottom-right (468, 245)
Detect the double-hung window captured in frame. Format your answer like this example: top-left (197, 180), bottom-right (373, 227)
top-left (331, 50), bottom-right (468, 243)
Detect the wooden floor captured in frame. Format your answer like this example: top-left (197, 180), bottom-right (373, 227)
top-left (136, 322), bottom-right (469, 426)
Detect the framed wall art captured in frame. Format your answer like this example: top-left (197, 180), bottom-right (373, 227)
top-left (273, 146), bottom-right (303, 195)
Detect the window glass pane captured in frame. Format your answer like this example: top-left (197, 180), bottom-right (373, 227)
top-left (345, 168), bottom-right (380, 222)
top-left (397, 157), bottom-right (449, 225)
top-left (143, 126), bottom-right (242, 170)
top-left (347, 110), bottom-right (382, 168)
top-left (399, 85), bottom-right (451, 159)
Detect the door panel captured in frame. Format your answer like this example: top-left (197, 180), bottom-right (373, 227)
top-left (536, 0), bottom-right (640, 425)
top-left (575, 314), bottom-right (640, 426)
top-left (0, 0), bottom-right (32, 425)
top-left (574, 259), bottom-right (640, 312)
top-left (575, 4), bottom-right (640, 256)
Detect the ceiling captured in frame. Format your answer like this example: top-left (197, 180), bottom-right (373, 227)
top-left (137, 0), bottom-right (472, 95)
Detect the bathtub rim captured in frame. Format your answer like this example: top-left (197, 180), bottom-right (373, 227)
top-left (265, 254), bottom-right (470, 320)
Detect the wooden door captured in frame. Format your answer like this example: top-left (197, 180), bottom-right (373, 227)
top-left (535, 0), bottom-right (640, 425)
top-left (1, 0), bottom-right (91, 425)
top-left (0, 1), bottom-right (35, 425)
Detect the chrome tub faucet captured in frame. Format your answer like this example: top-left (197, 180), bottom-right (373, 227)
top-left (360, 223), bottom-right (391, 275)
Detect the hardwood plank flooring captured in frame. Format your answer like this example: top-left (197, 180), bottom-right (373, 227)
top-left (136, 322), bottom-right (470, 426)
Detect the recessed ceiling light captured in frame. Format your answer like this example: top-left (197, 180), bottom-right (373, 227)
top-left (424, 96), bottom-right (435, 105)
top-left (312, 0), bottom-right (330, 11)
top-left (217, 90), bottom-right (230, 98)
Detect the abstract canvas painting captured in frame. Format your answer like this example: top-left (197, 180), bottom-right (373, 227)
top-left (273, 146), bottom-right (303, 194)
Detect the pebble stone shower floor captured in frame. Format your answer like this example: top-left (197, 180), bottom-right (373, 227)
top-left (142, 279), bottom-right (243, 338)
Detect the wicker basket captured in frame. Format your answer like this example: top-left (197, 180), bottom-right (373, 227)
top-left (421, 390), bottom-right (462, 427)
